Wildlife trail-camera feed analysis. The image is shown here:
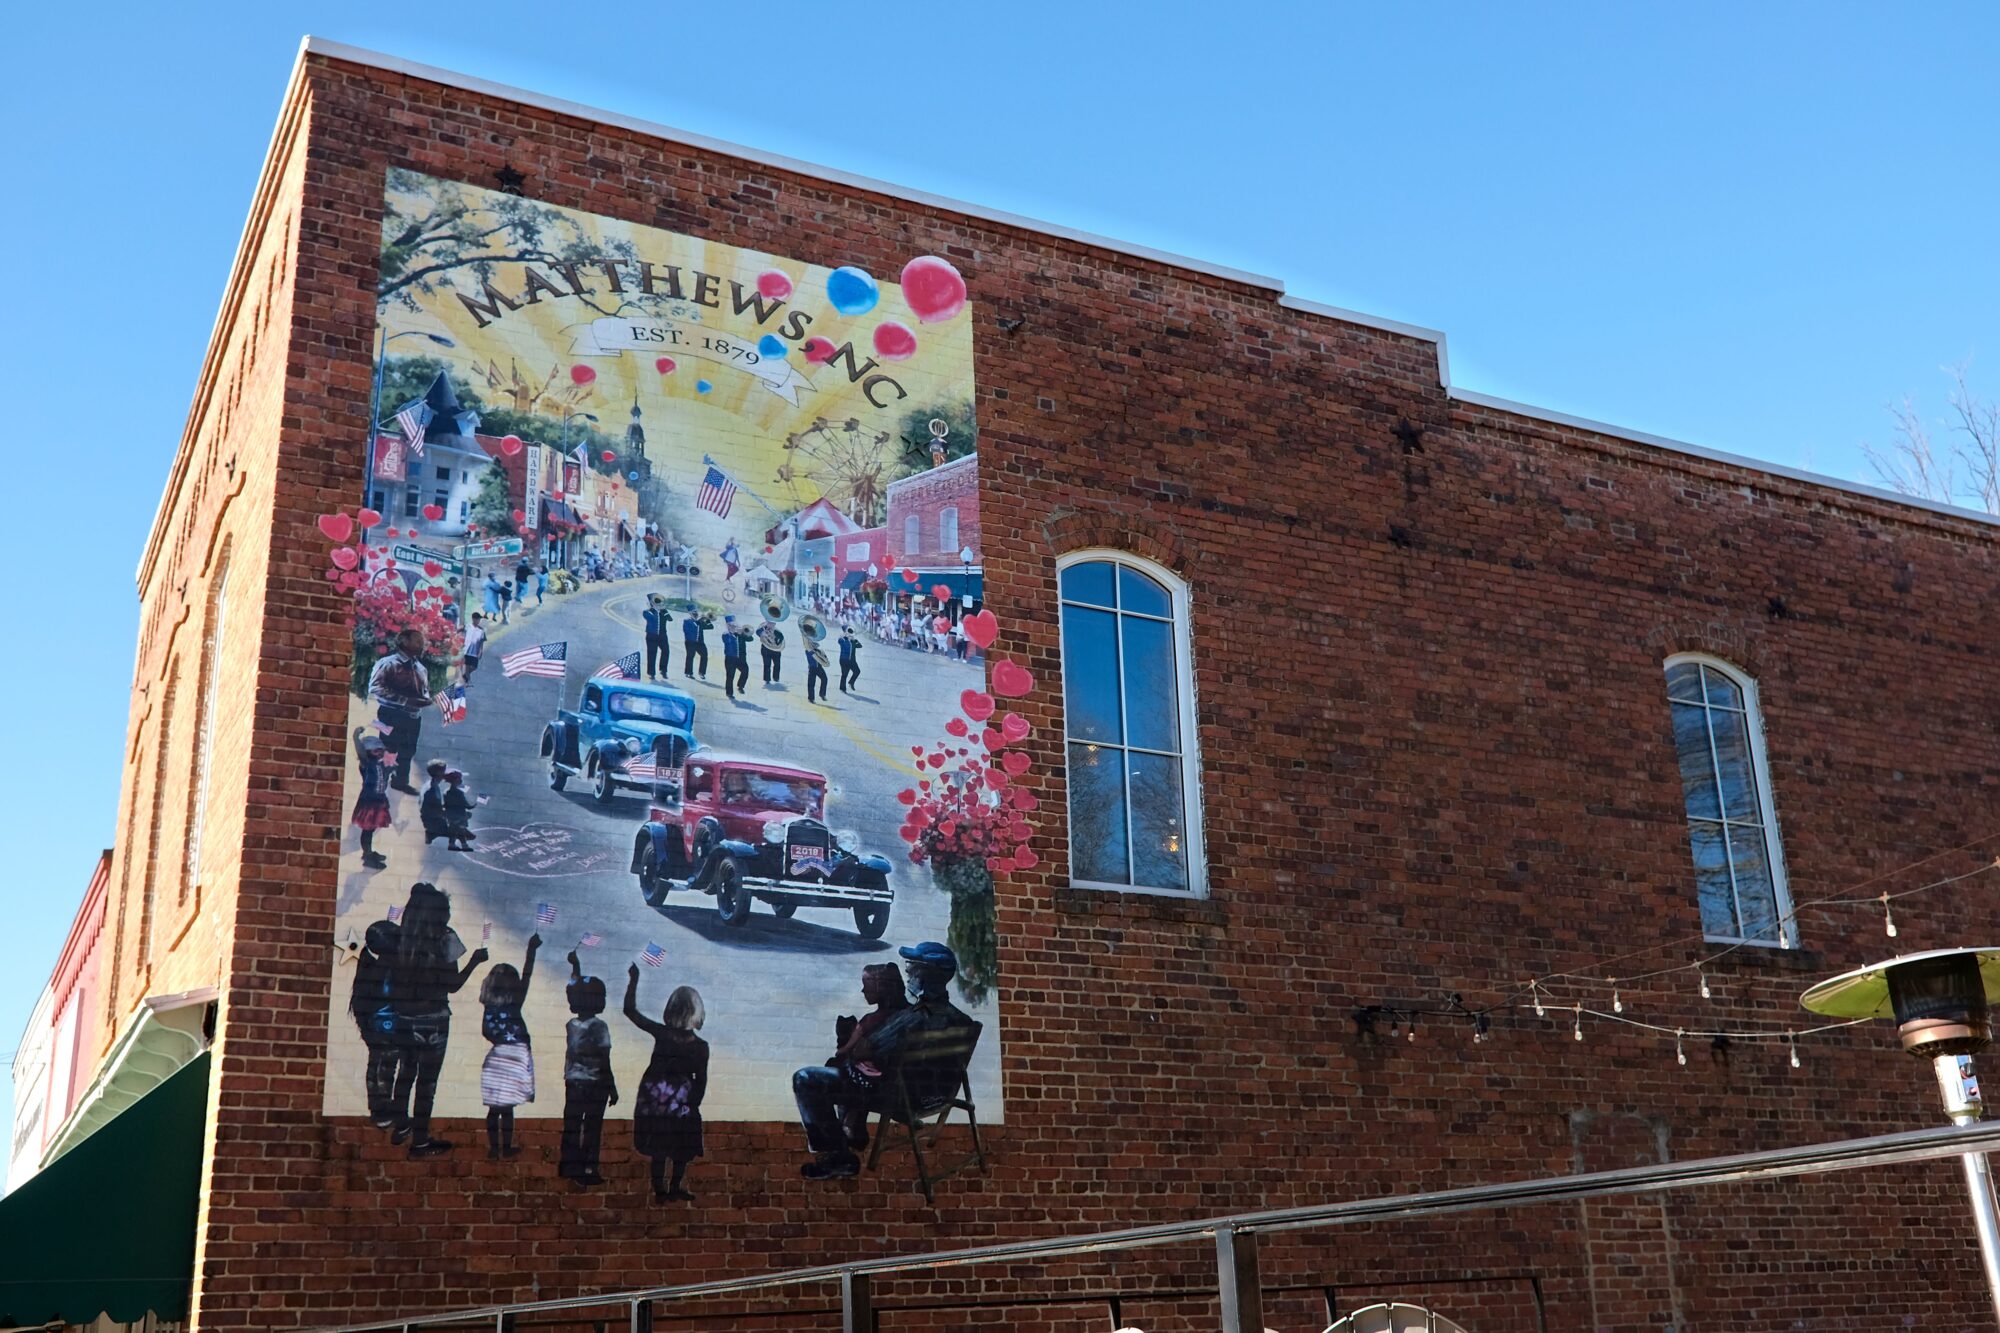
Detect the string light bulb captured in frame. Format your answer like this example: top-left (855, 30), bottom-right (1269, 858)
top-left (1611, 982), bottom-right (1624, 1014)
top-left (1675, 1028), bottom-right (1687, 1067)
top-left (1573, 1004), bottom-right (1584, 1042)
top-left (1698, 966), bottom-right (1712, 1000)
top-left (1788, 1032), bottom-right (1801, 1069)
top-left (1531, 981), bottom-right (1546, 1018)
top-left (1882, 892), bottom-right (1898, 938)
top-left (1407, 1017), bottom-right (1418, 1043)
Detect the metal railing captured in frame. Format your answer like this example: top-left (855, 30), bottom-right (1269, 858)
top-left (314, 1119), bottom-right (2000, 1333)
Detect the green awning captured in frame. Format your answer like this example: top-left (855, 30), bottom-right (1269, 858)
top-left (0, 1052), bottom-right (209, 1326)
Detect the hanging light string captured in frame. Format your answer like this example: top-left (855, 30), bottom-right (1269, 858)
top-left (1484, 842), bottom-right (2000, 1015)
top-left (1568, 1005), bottom-right (1871, 1047)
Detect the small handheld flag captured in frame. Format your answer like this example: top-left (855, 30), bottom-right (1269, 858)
top-left (534, 902), bottom-right (558, 926)
top-left (387, 905), bottom-right (403, 923)
top-left (502, 641), bottom-right (569, 678)
top-left (578, 931), bottom-right (603, 948)
top-left (481, 921), bottom-right (493, 943)
top-left (641, 941), bottom-right (666, 968)
top-left (595, 651), bottom-right (642, 680)
top-left (437, 684), bottom-right (468, 724)
top-left (696, 466), bottom-right (737, 518)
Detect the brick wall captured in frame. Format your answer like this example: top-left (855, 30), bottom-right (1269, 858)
top-left (98, 48), bottom-right (2000, 1332)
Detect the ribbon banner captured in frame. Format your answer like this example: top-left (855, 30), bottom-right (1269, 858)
top-left (572, 317), bottom-right (817, 405)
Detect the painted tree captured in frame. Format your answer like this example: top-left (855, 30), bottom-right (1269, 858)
top-left (468, 462), bottom-right (517, 537)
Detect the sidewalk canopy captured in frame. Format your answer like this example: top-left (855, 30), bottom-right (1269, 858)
top-left (0, 1052), bottom-right (209, 1326)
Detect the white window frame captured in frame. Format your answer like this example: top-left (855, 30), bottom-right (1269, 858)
top-left (939, 506), bottom-right (959, 552)
top-left (1056, 549), bottom-right (1207, 898)
top-left (1663, 652), bottom-right (1795, 948)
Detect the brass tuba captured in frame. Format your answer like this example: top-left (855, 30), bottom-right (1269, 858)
top-left (761, 592), bottom-right (791, 625)
top-left (797, 613), bottom-right (827, 643)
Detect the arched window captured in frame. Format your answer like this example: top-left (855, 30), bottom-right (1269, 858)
top-left (140, 665), bottom-right (178, 963)
top-left (1057, 552), bottom-right (1204, 895)
top-left (1664, 654), bottom-right (1794, 945)
top-left (184, 553), bottom-right (230, 897)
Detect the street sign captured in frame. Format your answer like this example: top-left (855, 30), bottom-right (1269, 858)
top-left (455, 537), bottom-right (524, 561)
top-left (393, 542), bottom-right (462, 577)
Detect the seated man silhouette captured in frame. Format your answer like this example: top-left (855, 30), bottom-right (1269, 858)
top-left (791, 941), bottom-right (973, 1180)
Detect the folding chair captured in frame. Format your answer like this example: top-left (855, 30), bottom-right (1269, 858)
top-left (865, 1020), bottom-right (986, 1204)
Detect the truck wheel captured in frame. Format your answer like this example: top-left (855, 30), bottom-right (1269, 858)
top-left (771, 901), bottom-right (798, 920)
top-left (592, 759), bottom-right (616, 804)
top-left (853, 903), bottom-right (889, 940)
top-left (714, 859), bottom-right (751, 926)
top-left (549, 761), bottom-right (568, 792)
top-left (639, 846), bottom-right (670, 906)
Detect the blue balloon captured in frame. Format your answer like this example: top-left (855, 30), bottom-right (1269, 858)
top-left (826, 265), bottom-right (879, 316)
top-left (696, 379), bottom-right (713, 393)
top-left (627, 470), bottom-right (640, 482)
top-left (757, 333), bottom-right (788, 358)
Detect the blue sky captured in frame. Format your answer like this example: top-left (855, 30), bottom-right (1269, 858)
top-left (1, 4), bottom-right (1995, 1103)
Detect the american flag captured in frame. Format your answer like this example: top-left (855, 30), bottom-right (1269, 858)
top-left (641, 941), bottom-right (666, 968)
top-left (387, 905), bottom-right (403, 923)
top-left (696, 465), bottom-right (737, 518)
top-left (393, 401), bottom-right (432, 455)
top-left (535, 902), bottom-right (558, 926)
top-left (578, 931), bottom-right (603, 947)
top-left (436, 684), bottom-right (467, 724)
top-left (595, 651), bottom-right (641, 680)
top-left (481, 921), bottom-right (492, 942)
top-left (502, 641), bottom-right (568, 678)
top-left (626, 757), bottom-right (659, 782)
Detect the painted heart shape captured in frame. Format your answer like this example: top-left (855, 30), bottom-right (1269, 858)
top-left (1011, 847), bottom-right (1040, 871)
top-left (357, 508), bottom-right (382, 529)
top-left (901, 569), bottom-right (919, 584)
top-left (990, 659), bottom-right (1035, 697)
top-left (422, 561), bottom-right (443, 578)
top-left (945, 717), bottom-right (968, 737)
top-left (512, 509), bottom-right (526, 525)
top-left (980, 728), bottom-right (1002, 750)
top-left (384, 527), bottom-right (400, 538)
top-left (1011, 788), bottom-right (1038, 811)
top-left (1000, 712), bottom-right (1031, 743)
top-left (932, 616), bottom-right (951, 633)
top-left (1003, 750), bottom-right (1032, 775)
top-left (931, 584), bottom-right (952, 601)
top-left (422, 504), bottom-right (445, 521)
top-left (962, 609), bottom-right (998, 648)
top-left (366, 547), bottom-right (386, 562)
top-left (960, 690), bottom-right (995, 722)
top-left (896, 789), bottom-right (916, 805)
top-left (317, 513), bottom-right (354, 543)
top-left (329, 546), bottom-right (359, 570)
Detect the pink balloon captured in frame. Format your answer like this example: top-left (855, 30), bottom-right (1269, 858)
top-left (872, 321), bottom-right (917, 362)
top-left (801, 337), bottom-right (838, 365)
top-left (316, 513), bottom-right (354, 543)
top-left (991, 660), bottom-right (1035, 697)
top-left (501, 435), bottom-right (523, 456)
top-left (655, 357), bottom-right (677, 375)
top-left (756, 269), bottom-right (794, 301)
top-left (900, 256), bottom-right (967, 324)
top-left (570, 364), bottom-right (597, 385)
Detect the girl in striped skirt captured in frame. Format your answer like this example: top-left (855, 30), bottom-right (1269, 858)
top-left (479, 933), bottom-right (542, 1158)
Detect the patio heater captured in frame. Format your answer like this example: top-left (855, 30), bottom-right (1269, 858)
top-left (1801, 947), bottom-right (2000, 1322)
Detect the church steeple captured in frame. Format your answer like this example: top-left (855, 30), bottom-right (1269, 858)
top-left (624, 386), bottom-right (653, 480)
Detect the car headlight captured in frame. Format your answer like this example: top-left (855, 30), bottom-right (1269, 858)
top-left (622, 737), bottom-right (643, 755)
top-left (763, 820), bottom-right (788, 845)
top-left (835, 829), bottom-right (860, 853)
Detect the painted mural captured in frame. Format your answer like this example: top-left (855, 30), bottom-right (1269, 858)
top-left (321, 171), bottom-right (1035, 1192)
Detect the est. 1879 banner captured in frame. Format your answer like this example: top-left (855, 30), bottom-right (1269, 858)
top-left (318, 169), bottom-right (1003, 1187)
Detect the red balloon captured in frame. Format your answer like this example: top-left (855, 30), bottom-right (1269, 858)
top-left (601, 451), bottom-right (617, 463)
top-left (900, 256), bottom-right (967, 324)
top-left (655, 357), bottom-right (677, 375)
top-left (991, 659), bottom-right (1035, 697)
top-left (570, 364), bottom-right (597, 385)
top-left (801, 337), bottom-right (838, 365)
top-left (500, 435), bottom-right (523, 456)
top-left (872, 321), bottom-right (917, 362)
top-left (756, 269), bottom-right (794, 301)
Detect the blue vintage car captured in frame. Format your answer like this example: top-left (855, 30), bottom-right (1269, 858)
top-left (539, 678), bottom-right (697, 804)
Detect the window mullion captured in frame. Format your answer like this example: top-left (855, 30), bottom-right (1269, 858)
top-left (1699, 700), bottom-right (1750, 940)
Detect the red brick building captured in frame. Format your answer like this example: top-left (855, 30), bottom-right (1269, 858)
top-left (888, 452), bottom-right (981, 599)
top-left (14, 36), bottom-right (2000, 1333)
